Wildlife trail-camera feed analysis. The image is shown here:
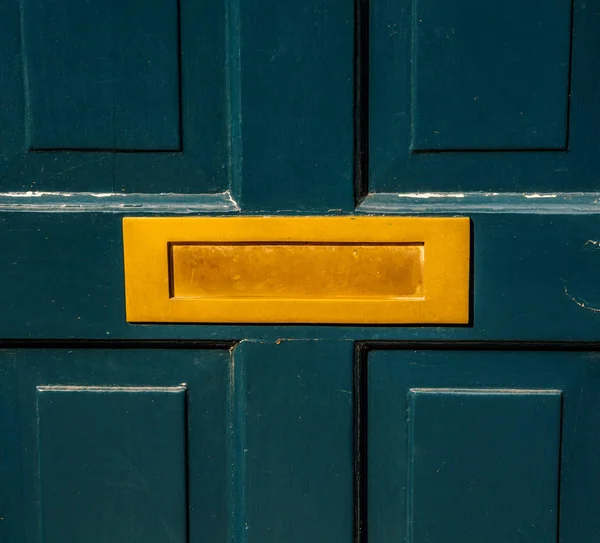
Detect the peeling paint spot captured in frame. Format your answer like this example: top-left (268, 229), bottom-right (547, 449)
top-left (395, 192), bottom-right (465, 199)
top-left (584, 240), bottom-right (600, 249)
top-left (563, 285), bottom-right (600, 313)
top-left (0, 191), bottom-right (239, 213)
top-left (524, 193), bottom-right (557, 199)
top-left (222, 190), bottom-right (238, 208)
top-left (2, 191), bottom-right (73, 197)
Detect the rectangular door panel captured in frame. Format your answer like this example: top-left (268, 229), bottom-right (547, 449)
top-left (3, 347), bottom-right (232, 543)
top-left (0, 0), bottom-right (227, 193)
top-left (407, 388), bottom-right (561, 542)
top-left (37, 386), bottom-right (187, 543)
top-left (366, 350), bottom-right (600, 543)
top-left (369, 0), bottom-right (600, 193)
top-left (412, 0), bottom-right (570, 151)
top-left (24, 0), bottom-right (181, 151)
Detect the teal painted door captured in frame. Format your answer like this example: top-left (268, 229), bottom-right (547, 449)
top-left (1, 0), bottom-right (600, 542)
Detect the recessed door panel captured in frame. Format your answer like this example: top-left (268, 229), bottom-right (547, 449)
top-left (412, 0), bottom-right (570, 150)
top-left (367, 350), bottom-right (600, 542)
top-left (37, 386), bottom-right (187, 543)
top-left (23, 0), bottom-right (181, 151)
top-left (407, 388), bottom-right (561, 542)
top-left (3, 348), bottom-right (232, 543)
top-left (369, 0), bottom-right (600, 193)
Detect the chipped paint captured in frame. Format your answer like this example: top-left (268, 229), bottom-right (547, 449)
top-left (396, 192), bottom-right (466, 199)
top-left (0, 191), bottom-right (240, 213)
top-left (564, 285), bottom-right (600, 313)
top-left (2, 191), bottom-right (74, 197)
top-left (358, 192), bottom-right (600, 214)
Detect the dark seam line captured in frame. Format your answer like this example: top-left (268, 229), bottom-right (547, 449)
top-left (354, 0), bottom-right (370, 205)
top-left (183, 389), bottom-right (191, 543)
top-left (354, 342), bottom-right (369, 543)
top-left (123, 323), bottom-right (472, 327)
top-left (468, 220), bottom-right (474, 328)
top-left (167, 242), bottom-right (176, 299)
top-left (170, 241), bottom-right (424, 247)
top-left (356, 341), bottom-right (600, 351)
top-left (0, 340), bottom-right (237, 349)
top-left (3, 340), bottom-right (600, 351)
top-left (555, 394), bottom-right (564, 543)
top-left (176, 0), bottom-right (184, 152)
top-left (565, 0), bottom-right (576, 150)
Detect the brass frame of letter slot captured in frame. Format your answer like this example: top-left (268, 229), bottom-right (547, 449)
top-left (122, 217), bottom-right (470, 324)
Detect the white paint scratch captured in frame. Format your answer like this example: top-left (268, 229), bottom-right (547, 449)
top-left (524, 193), bottom-right (557, 199)
top-left (563, 285), bottom-right (600, 313)
top-left (0, 191), bottom-right (240, 213)
top-left (395, 192), bottom-right (465, 199)
top-left (2, 191), bottom-right (73, 197)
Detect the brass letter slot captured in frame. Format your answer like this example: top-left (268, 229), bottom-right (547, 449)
top-left (170, 243), bottom-right (425, 299)
top-left (123, 217), bottom-right (470, 324)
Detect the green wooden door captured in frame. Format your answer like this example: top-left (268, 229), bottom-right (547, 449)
top-left (2, 0), bottom-right (600, 541)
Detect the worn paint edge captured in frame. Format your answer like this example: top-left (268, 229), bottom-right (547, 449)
top-left (36, 385), bottom-right (187, 393)
top-left (409, 388), bottom-right (562, 395)
top-left (358, 192), bottom-right (600, 214)
top-left (0, 191), bottom-right (239, 213)
top-left (224, 0), bottom-right (243, 202)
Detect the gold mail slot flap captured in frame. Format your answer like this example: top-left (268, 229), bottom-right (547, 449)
top-left (122, 217), bottom-right (470, 324)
